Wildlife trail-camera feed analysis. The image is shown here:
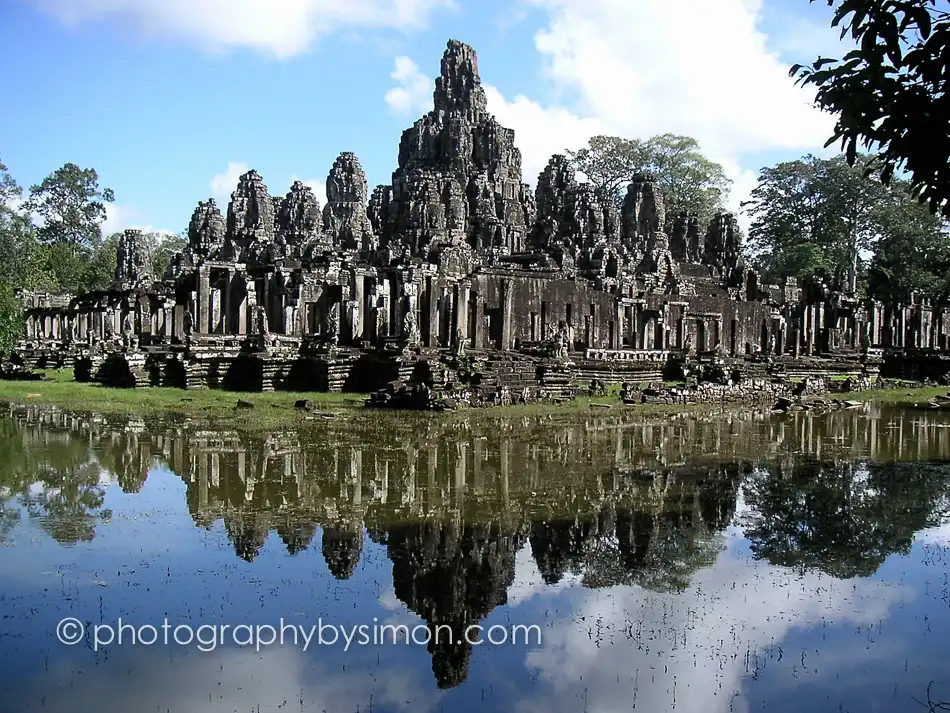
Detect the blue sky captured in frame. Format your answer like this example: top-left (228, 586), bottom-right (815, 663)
top-left (0, 0), bottom-right (852, 236)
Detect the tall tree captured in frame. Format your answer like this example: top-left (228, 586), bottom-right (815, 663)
top-left (567, 133), bottom-right (732, 225)
top-left (791, 0), bottom-right (950, 217)
top-left (0, 158), bottom-right (54, 354)
top-left (149, 231), bottom-right (187, 279)
top-left (743, 154), bottom-right (891, 285)
top-left (866, 187), bottom-right (950, 302)
top-left (25, 163), bottom-right (114, 247)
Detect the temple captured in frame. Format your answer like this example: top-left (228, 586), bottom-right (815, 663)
top-left (9, 40), bottom-right (950, 400)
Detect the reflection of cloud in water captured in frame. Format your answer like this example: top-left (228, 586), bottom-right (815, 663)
top-left (506, 545), bottom-right (582, 606)
top-left (916, 522), bottom-right (950, 546)
top-left (17, 646), bottom-right (444, 713)
top-left (514, 545), bottom-right (908, 713)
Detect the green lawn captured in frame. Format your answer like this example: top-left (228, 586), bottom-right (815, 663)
top-left (0, 369), bottom-right (365, 429)
top-left (0, 369), bottom-right (946, 429)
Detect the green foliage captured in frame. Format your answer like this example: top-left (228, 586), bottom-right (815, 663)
top-left (455, 355), bottom-right (481, 386)
top-left (150, 231), bottom-right (187, 279)
top-left (791, 1), bottom-right (950, 217)
top-left (741, 459), bottom-right (950, 578)
top-left (24, 162), bottom-right (114, 247)
top-left (566, 134), bottom-right (732, 225)
top-left (866, 189), bottom-right (950, 301)
top-left (743, 153), bottom-right (942, 289)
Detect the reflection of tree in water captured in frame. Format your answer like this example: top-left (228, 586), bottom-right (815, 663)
top-left (530, 467), bottom-right (742, 592)
top-left (384, 520), bottom-right (524, 689)
top-left (91, 427), bottom-right (154, 494)
top-left (741, 460), bottom-right (950, 578)
top-left (0, 416), bottom-right (111, 544)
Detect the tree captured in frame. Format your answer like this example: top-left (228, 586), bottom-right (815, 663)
top-left (149, 231), bottom-right (187, 279)
top-left (0, 158), bottom-right (54, 354)
top-left (567, 133), bottom-right (732, 225)
top-left (791, 1), bottom-right (950, 217)
top-left (743, 153), bottom-right (895, 285)
top-left (82, 232), bottom-right (121, 292)
top-left (866, 188), bottom-right (950, 301)
top-left (741, 459), bottom-right (950, 578)
top-left (25, 162), bottom-right (114, 247)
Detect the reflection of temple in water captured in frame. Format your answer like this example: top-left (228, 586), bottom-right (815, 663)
top-left (5, 403), bottom-right (950, 687)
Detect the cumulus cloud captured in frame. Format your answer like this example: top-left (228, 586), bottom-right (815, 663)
top-left (102, 203), bottom-right (177, 237)
top-left (386, 0), bottom-right (839, 231)
top-left (509, 542), bottom-right (910, 713)
top-left (209, 161), bottom-right (250, 206)
top-left (29, 0), bottom-right (454, 59)
top-left (385, 57), bottom-right (433, 116)
top-left (294, 177), bottom-right (328, 207)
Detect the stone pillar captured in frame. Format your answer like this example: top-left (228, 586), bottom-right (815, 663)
top-left (472, 292), bottom-right (483, 349)
top-left (499, 279), bottom-right (514, 350)
top-left (426, 277), bottom-right (440, 348)
top-left (352, 273), bottom-right (365, 341)
top-left (197, 266), bottom-right (211, 334)
top-left (455, 282), bottom-right (469, 346)
top-left (613, 302), bottom-right (624, 350)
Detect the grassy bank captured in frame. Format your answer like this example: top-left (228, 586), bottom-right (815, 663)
top-left (0, 370), bottom-right (947, 429)
top-left (0, 369), bottom-right (366, 429)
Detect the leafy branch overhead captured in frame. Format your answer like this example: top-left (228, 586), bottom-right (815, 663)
top-left (791, 0), bottom-right (950, 217)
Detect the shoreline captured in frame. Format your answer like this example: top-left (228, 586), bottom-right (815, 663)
top-left (0, 370), bottom-right (947, 431)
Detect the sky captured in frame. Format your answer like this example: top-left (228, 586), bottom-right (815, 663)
top-left (0, 0), bottom-right (854, 238)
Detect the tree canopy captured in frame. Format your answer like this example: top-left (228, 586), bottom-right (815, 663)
top-left (566, 134), bottom-right (732, 226)
top-left (0, 158), bottom-right (179, 355)
top-left (791, 0), bottom-right (950, 217)
top-left (742, 152), bottom-right (950, 295)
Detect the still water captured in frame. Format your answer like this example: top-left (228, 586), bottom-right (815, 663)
top-left (0, 403), bottom-right (949, 713)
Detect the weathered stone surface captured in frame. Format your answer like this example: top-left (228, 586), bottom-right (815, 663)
top-left (276, 180), bottom-right (322, 248)
top-left (323, 152), bottom-right (375, 252)
top-left (386, 40), bottom-right (531, 258)
top-left (227, 170), bottom-right (275, 252)
top-left (114, 229), bottom-right (153, 291)
top-left (186, 199), bottom-right (226, 257)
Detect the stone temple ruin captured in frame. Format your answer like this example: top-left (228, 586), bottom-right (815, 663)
top-left (10, 40), bottom-right (950, 404)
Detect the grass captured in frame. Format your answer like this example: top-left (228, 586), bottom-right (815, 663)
top-left (0, 369), bottom-right (366, 430)
top-left (0, 369), bottom-right (947, 429)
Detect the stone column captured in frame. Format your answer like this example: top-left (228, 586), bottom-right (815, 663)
top-left (499, 279), bottom-right (514, 350)
top-left (455, 282), bottom-right (469, 346)
top-left (351, 272), bottom-right (365, 341)
top-left (426, 277), bottom-right (440, 348)
top-left (613, 302), bottom-right (623, 350)
top-left (472, 292), bottom-right (483, 349)
top-left (197, 266), bottom-right (211, 334)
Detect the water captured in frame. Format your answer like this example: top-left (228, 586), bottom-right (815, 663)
top-left (0, 402), bottom-right (949, 713)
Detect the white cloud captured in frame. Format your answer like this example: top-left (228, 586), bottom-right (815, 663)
top-left (293, 177), bottom-right (328, 208)
top-left (384, 56), bottom-right (432, 116)
top-left (510, 543), bottom-right (910, 713)
top-left (102, 203), bottom-right (177, 237)
top-left (209, 162), bottom-right (328, 209)
top-left (209, 161), bottom-right (250, 206)
top-left (29, 0), bottom-right (454, 59)
top-left (386, 0), bottom-right (839, 228)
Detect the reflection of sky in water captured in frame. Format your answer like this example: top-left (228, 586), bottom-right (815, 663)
top-left (1, 460), bottom-right (948, 713)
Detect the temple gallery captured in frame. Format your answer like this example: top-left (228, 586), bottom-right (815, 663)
top-left (10, 41), bottom-right (949, 406)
